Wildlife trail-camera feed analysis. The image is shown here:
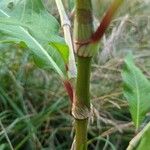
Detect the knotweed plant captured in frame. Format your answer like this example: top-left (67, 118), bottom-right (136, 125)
top-left (0, 0), bottom-right (150, 150)
top-left (0, 0), bottom-right (123, 149)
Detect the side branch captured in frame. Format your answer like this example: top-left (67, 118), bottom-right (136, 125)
top-left (55, 0), bottom-right (77, 78)
top-left (91, 0), bottom-right (124, 43)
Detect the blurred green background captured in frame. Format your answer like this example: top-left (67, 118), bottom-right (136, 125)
top-left (0, 0), bottom-right (150, 149)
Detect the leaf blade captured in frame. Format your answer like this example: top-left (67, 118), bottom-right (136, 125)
top-left (122, 53), bottom-right (150, 129)
top-left (0, 0), bottom-right (69, 79)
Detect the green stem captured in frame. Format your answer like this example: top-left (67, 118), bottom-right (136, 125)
top-left (75, 57), bottom-right (92, 150)
top-left (75, 119), bottom-right (88, 150)
top-left (73, 0), bottom-right (93, 150)
top-left (76, 57), bottom-right (91, 108)
top-left (74, 0), bottom-right (93, 43)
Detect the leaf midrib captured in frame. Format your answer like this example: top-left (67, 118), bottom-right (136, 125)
top-left (0, 8), bottom-right (64, 78)
top-left (132, 67), bottom-right (140, 129)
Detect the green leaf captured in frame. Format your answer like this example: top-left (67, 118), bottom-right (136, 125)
top-left (122, 53), bottom-right (150, 129)
top-left (0, 0), bottom-right (68, 79)
top-left (136, 128), bottom-right (150, 150)
top-left (0, 144), bottom-right (7, 150)
top-left (49, 42), bottom-right (69, 64)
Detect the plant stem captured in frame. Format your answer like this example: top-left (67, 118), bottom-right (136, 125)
top-left (55, 0), bottom-right (77, 78)
top-left (73, 0), bottom-right (124, 149)
top-left (75, 119), bottom-right (88, 150)
top-left (73, 0), bottom-right (93, 149)
top-left (76, 57), bottom-right (91, 108)
top-left (75, 56), bottom-right (92, 150)
top-left (74, 0), bottom-right (93, 46)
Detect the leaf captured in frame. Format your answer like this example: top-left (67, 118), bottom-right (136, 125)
top-left (49, 42), bottom-right (69, 64)
top-left (0, 0), bottom-right (68, 79)
top-left (136, 128), bottom-right (150, 150)
top-left (122, 53), bottom-right (150, 129)
top-left (0, 144), bottom-right (7, 150)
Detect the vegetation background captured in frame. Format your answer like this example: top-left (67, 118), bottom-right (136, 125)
top-left (0, 0), bottom-right (150, 149)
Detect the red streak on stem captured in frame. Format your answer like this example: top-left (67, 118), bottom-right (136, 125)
top-left (91, 0), bottom-right (124, 43)
top-left (63, 80), bottom-right (74, 103)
